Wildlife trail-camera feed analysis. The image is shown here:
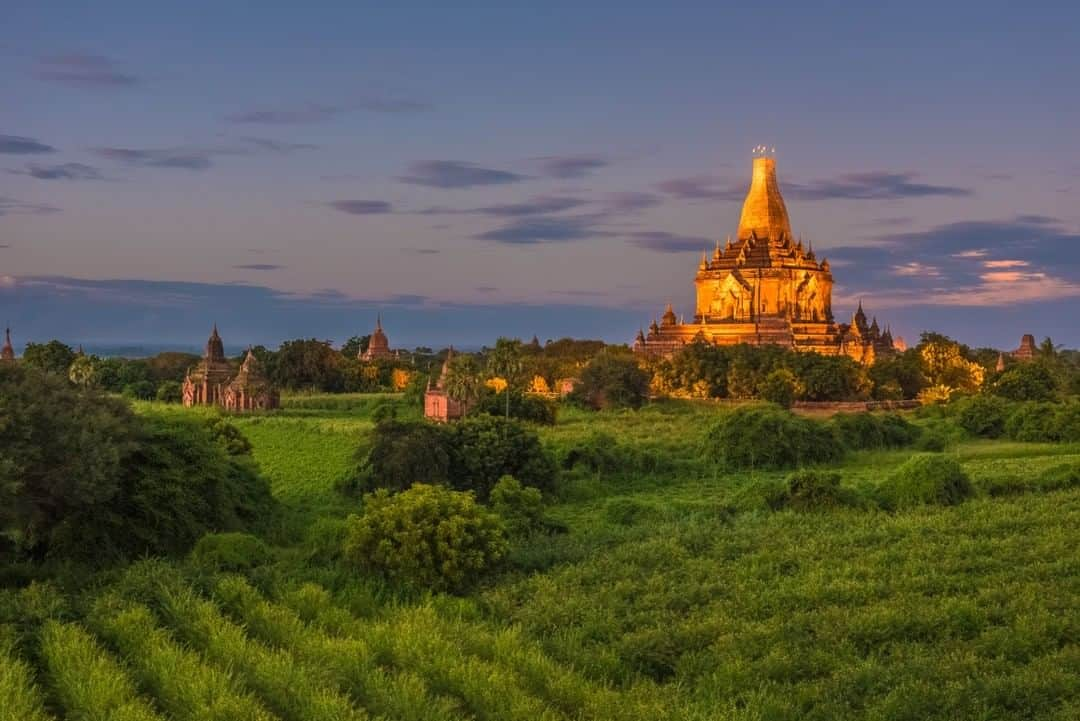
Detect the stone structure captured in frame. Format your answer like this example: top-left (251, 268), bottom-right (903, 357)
top-left (183, 325), bottom-right (280, 411)
top-left (424, 347), bottom-right (467, 422)
top-left (1013, 334), bottom-right (1037, 361)
top-left (1, 327), bottom-right (14, 362)
top-left (634, 151), bottom-right (894, 363)
top-left (183, 325), bottom-right (234, 406)
top-left (360, 315), bottom-right (393, 361)
top-left (223, 349), bottom-right (280, 411)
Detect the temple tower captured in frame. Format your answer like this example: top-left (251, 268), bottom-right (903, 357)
top-left (1, 327), bottom-right (14, 362)
top-left (361, 314), bottom-right (393, 361)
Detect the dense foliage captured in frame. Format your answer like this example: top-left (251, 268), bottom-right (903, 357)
top-left (0, 364), bottom-right (273, 564)
top-left (878, 453), bottom-right (973, 509)
top-left (702, 405), bottom-right (846, 470)
top-left (344, 483), bottom-right (508, 591)
top-left (573, 350), bottom-right (650, 410)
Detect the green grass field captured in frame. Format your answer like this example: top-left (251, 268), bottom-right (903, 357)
top-left (4, 396), bottom-right (1078, 720)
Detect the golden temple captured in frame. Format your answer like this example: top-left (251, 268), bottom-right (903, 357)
top-left (634, 151), bottom-right (894, 363)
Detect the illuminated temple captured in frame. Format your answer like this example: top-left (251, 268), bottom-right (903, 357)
top-left (634, 151), bottom-right (895, 363)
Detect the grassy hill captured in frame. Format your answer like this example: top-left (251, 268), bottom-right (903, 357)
top-left (2, 395), bottom-right (1078, 720)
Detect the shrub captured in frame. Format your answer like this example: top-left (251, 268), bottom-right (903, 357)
top-left (757, 368), bottom-right (798, 408)
top-left (303, 518), bottom-right (348, 563)
top-left (190, 532), bottom-right (272, 571)
top-left (1003, 402), bottom-right (1060, 442)
top-left (831, 412), bottom-right (920, 451)
top-left (476, 390), bottom-right (558, 425)
top-left (206, 418), bottom-right (254, 456)
top-left (155, 380), bottom-right (183, 403)
top-left (573, 351), bottom-right (650, 410)
top-left (603, 498), bottom-right (662, 525)
top-left (343, 484), bottom-right (508, 592)
top-left (359, 418), bottom-right (451, 493)
top-left (560, 431), bottom-right (633, 474)
top-left (783, 470), bottom-right (848, 511)
top-left (703, 405), bottom-right (845, 470)
top-left (878, 454), bottom-right (973, 510)
top-left (954, 395), bottom-right (1010, 438)
top-left (446, 415), bottom-right (557, 499)
top-left (1053, 403), bottom-right (1080, 442)
top-left (1, 365), bottom-right (273, 564)
top-left (490, 475), bottom-right (546, 537)
top-left (992, 362), bottom-right (1057, 401)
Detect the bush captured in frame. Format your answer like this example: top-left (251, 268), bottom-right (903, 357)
top-left (190, 532), bottom-right (272, 571)
top-left (992, 362), bottom-right (1057, 401)
top-left (206, 418), bottom-right (254, 456)
top-left (703, 405), bottom-right (845, 470)
top-left (303, 518), bottom-right (348, 563)
top-left (830, 412), bottom-right (920, 451)
top-left (1, 365), bottom-right (273, 564)
top-left (954, 395), bottom-right (1010, 438)
top-left (783, 470), bottom-right (849, 511)
top-left (155, 380), bottom-right (183, 403)
top-left (757, 368), bottom-right (798, 408)
top-left (604, 498), bottom-right (662, 526)
top-left (359, 419), bottom-right (451, 493)
top-left (343, 484), bottom-right (508, 591)
top-left (446, 415), bottom-right (557, 499)
top-left (1003, 402), bottom-right (1060, 442)
top-left (878, 454), bottom-right (973, 510)
top-left (559, 431), bottom-right (634, 474)
top-left (573, 351), bottom-right (650, 410)
top-left (490, 475), bottom-right (546, 537)
top-left (476, 390), bottom-right (558, 425)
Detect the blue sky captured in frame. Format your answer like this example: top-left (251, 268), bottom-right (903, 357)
top-left (2, 1), bottom-right (1079, 351)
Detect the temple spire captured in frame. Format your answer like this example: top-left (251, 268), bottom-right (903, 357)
top-left (1, 326), bottom-right (14, 362)
top-left (736, 154), bottom-right (793, 243)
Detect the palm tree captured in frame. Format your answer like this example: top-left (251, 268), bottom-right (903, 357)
top-left (443, 354), bottom-right (482, 415)
top-left (487, 337), bottom-right (524, 421)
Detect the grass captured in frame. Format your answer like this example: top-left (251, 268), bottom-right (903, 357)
top-left (13, 395), bottom-right (1080, 720)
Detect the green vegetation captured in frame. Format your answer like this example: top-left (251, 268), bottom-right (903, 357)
top-left (4, 367), bottom-right (1080, 720)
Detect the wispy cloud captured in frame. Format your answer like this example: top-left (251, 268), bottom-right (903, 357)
top-left (602, 192), bottom-right (663, 213)
top-left (534, 154), bottom-right (609, 179)
top-left (9, 162), bottom-right (104, 181)
top-left (787, 172), bottom-right (972, 200)
top-left (0, 196), bottom-right (61, 216)
top-left (92, 147), bottom-right (214, 170)
top-left (328, 200), bottom-right (393, 215)
top-left (231, 264), bottom-right (285, 271)
top-left (400, 160), bottom-right (527, 189)
top-left (656, 175), bottom-right (741, 201)
top-left (35, 53), bottom-right (138, 87)
top-left (473, 215), bottom-right (604, 244)
top-left (419, 195), bottom-right (588, 217)
top-left (236, 136), bottom-right (319, 153)
top-left (0, 134), bottom-right (56, 155)
top-left (626, 231), bottom-right (711, 253)
top-left (227, 97), bottom-right (430, 124)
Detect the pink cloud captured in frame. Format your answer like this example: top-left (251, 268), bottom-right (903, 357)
top-left (982, 259), bottom-right (1030, 269)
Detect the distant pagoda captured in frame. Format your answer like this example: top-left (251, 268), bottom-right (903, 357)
top-left (183, 325), bottom-right (279, 411)
top-left (360, 315), bottom-right (394, 361)
top-left (1, 326), bottom-right (14, 362)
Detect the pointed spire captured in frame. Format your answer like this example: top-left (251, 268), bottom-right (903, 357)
top-left (376, 313), bottom-right (382, 331)
top-left (1, 325), bottom-right (14, 362)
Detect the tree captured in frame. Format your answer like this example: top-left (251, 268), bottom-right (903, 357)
top-left (918, 334), bottom-right (984, 393)
top-left (22, 340), bottom-right (77, 376)
top-left (758, 368), bottom-right (798, 408)
top-left (487, 338), bottom-right (524, 421)
top-left (273, 338), bottom-right (343, 391)
top-left (343, 483), bottom-right (508, 592)
top-left (444, 354), bottom-right (483, 414)
top-left (574, 350), bottom-right (650, 410)
top-left (68, 355), bottom-right (99, 387)
top-left (992, 362), bottom-right (1057, 402)
top-left (340, 335), bottom-right (371, 359)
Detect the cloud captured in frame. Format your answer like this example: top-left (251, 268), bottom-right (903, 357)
top-left (0, 134), bottom-right (56, 154)
top-left (602, 192), bottom-right (662, 213)
top-left (236, 136), bottom-right (319, 153)
top-left (226, 103), bottom-right (345, 124)
top-left (328, 200), bottom-right (393, 215)
top-left (828, 215), bottom-right (1080, 309)
top-left (0, 196), bottom-right (61, 216)
top-left (9, 162), bottom-right (104, 181)
top-left (0, 244), bottom-right (10, 249)
top-left (35, 53), bottom-right (138, 87)
top-left (656, 175), bottom-right (741, 201)
top-left (473, 215), bottom-right (604, 244)
top-left (227, 97), bottom-right (430, 124)
top-left (787, 172), bottom-right (972, 200)
top-left (626, 231), bottom-right (712, 253)
top-left (400, 160), bottom-right (526, 189)
top-left (475, 286), bottom-right (498, 293)
top-left (92, 147), bottom-right (214, 170)
top-left (535, 154), bottom-right (609, 179)
top-left (231, 264), bottom-right (285, 271)
top-left (407, 248), bottom-right (441, 255)
top-left (419, 195), bottom-right (588, 217)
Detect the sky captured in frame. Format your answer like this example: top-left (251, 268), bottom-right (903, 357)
top-left (2, 1), bottom-right (1079, 352)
